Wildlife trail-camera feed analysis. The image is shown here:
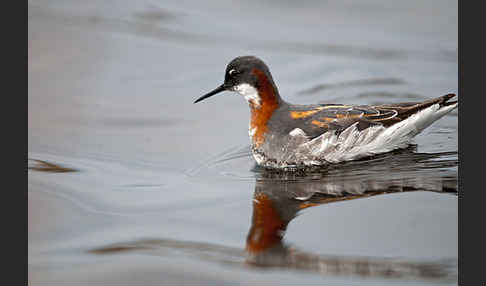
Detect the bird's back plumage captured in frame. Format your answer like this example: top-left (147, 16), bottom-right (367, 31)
top-left (254, 94), bottom-right (457, 168)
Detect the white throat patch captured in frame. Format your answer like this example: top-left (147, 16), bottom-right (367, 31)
top-left (234, 84), bottom-right (261, 107)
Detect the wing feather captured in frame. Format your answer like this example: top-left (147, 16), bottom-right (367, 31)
top-left (287, 93), bottom-right (456, 139)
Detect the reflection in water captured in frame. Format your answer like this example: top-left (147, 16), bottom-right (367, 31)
top-left (248, 146), bottom-right (457, 197)
top-left (246, 170), bottom-right (456, 281)
top-left (90, 147), bottom-right (456, 282)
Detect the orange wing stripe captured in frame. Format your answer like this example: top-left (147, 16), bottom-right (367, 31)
top-left (311, 120), bottom-right (328, 127)
top-left (290, 108), bottom-right (324, 119)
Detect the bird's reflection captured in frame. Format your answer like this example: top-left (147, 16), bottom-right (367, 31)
top-left (90, 146), bottom-right (457, 281)
top-left (245, 147), bottom-right (457, 280)
top-left (245, 168), bottom-right (456, 280)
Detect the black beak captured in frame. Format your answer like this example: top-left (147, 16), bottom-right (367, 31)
top-left (194, 84), bottom-right (228, 104)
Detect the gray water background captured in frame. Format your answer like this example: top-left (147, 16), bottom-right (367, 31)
top-left (28, 1), bottom-right (458, 285)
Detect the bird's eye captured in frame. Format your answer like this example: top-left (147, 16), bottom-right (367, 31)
top-left (228, 69), bottom-right (238, 76)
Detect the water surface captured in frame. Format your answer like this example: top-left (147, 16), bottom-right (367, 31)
top-left (28, 1), bottom-right (458, 285)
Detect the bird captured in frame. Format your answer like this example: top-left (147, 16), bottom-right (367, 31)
top-left (194, 56), bottom-right (458, 169)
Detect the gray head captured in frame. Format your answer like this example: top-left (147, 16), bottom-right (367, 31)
top-left (194, 56), bottom-right (281, 105)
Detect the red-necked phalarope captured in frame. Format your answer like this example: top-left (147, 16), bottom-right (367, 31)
top-left (194, 56), bottom-right (458, 169)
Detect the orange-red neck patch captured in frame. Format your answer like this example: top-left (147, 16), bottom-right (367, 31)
top-left (249, 68), bottom-right (280, 147)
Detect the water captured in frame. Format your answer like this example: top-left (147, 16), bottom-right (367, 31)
top-left (28, 1), bottom-right (458, 285)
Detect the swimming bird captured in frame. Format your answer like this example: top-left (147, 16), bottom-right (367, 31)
top-left (194, 56), bottom-right (458, 169)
